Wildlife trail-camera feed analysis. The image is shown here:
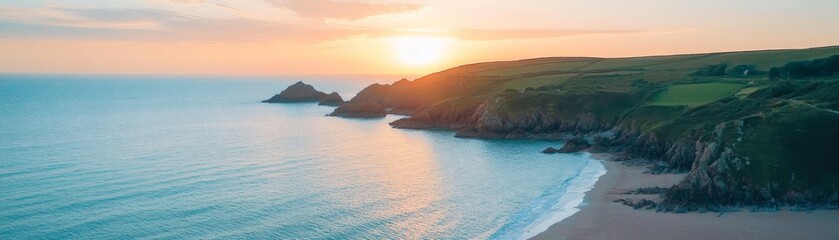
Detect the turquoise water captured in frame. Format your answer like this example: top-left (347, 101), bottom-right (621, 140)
top-left (0, 74), bottom-right (604, 239)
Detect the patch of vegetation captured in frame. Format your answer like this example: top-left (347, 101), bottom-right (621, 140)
top-left (769, 55), bottom-right (839, 79)
top-left (650, 83), bottom-right (744, 106)
top-left (500, 73), bottom-right (576, 90)
top-left (735, 86), bottom-right (761, 99)
top-left (477, 60), bottom-right (595, 76)
top-left (737, 101), bottom-right (839, 189)
top-left (691, 64), bottom-right (729, 76)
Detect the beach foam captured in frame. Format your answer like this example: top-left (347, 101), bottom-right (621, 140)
top-left (516, 154), bottom-right (606, 240)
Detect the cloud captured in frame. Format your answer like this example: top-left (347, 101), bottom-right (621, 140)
top-left (213, 3), bottom-right (241, 12)
top-left (0, 7), bottom-right (648, 43)
top-left (0, 7), bottom-right (350, 42)
top-left (62, 8), bottom-right (196, 23)
top-left (149, 0), bottom-right (205, 4)
top-left (454, 28), bottom-right (647, 41)
top-left (356, 28), bottom-right (647, 41)
top-left (264, 0), bottom-right (425, 20)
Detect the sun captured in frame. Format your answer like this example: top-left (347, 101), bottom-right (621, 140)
top-left (390, 36), bottom-right (449, 66)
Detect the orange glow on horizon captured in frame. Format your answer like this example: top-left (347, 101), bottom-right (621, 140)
top-left (1, 1), bottom-right (838, 75)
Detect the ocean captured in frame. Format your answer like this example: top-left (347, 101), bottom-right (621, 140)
top-left (0, 74), bottom-right (605, 239)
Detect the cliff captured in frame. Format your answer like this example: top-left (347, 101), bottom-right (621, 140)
top-left (330, 46), bottom-right (839, 211)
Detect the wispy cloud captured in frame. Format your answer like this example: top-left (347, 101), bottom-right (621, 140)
top-left (0, 6), bottom-right (648, 43)
top-left (455, 28), bottom-right (647, 41)
top-left (0, 7), bottom-right (334, 42)
top-left (148, 0), bottom-right (205, 4)
top-left (263, 0), bottom-right (426, 20)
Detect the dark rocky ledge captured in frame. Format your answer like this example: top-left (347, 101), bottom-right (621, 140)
top-left (558, 137), bottom-right (591, 153)
top-left (328, 102), bottom-right (387, 118)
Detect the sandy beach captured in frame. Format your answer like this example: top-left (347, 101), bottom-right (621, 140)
top-left (532, 155), bottom-right (839, 240)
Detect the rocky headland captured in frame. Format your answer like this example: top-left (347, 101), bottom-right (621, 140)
top-left (327, 46), bottom-right (839, 212)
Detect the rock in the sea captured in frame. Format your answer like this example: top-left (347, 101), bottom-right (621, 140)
top-left (318, 92), bottom-right (344, 106)
top-left (263, 81), bottom-right (327, 103)
top-left (328, 102), bottom-right (387, 118)
top-left (558, 137), bottom-right (591, 153)
top-left (541, 147), bottom-right (559, 154)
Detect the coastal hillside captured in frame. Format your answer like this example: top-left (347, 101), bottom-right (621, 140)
top-left (332, 46), bottom-right (839, 211)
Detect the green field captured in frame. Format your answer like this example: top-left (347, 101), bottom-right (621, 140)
top-left (650, 83), bottom-right (744, 106)
top-left (500, 74), bottom-right (577, 90)
top-left (477, 60), bottom-right (595, 76)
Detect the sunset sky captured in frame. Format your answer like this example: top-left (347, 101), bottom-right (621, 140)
top-left (1, 0), bottom-right (838, 75)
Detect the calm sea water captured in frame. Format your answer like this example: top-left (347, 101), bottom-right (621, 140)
top-left (0, 74), bottom-right (604, 239)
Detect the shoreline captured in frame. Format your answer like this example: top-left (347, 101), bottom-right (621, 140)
top-left (531, 153), bottom-right (839, 240)
top-left (516, 153), bottom-right (606, 240)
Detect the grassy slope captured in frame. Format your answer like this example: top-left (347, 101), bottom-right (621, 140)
top-left (418, 45), bottom-right (838, 106)
top-left (650, 83), bottom-right (745, 106)
top-left (373, 46), bottom-right (839, 206)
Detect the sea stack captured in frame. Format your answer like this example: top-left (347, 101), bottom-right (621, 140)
top-left (263, 81), bottom-right (327, 103)
top-left (318, 92), bottom-right (345, 106)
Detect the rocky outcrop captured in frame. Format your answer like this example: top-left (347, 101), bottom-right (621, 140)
top-left (449, 96), bottom-right (614, 139)
top-left (616, 198), bottom-right (658, 210)
top-left (318, 92), bottom-right (344, 106)
top-left (655, 133), bottom-right (699, 173)
top-left (263, 81), bottom-right (327, 103)
top-left (659, 113), bottom-right (839, 212)
top-left (328, 102), bottom-right (387, 118)
top-left (541, 147), bottom-right (559, 154)
top-left (626, 187), bottom-right (669, 195)
top-left (659, 122), bottom-right (749, 212)
top-left (472, 98), bottom-right (602, 134)
top-left (389, 99), bottom-right (481, 130)
top-left (558, 137), bottom-right (591, 153)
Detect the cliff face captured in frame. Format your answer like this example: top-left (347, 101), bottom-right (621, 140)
top-left (453, 96), bottom-right (607, 139)
top-left (661, 105), bottom-right (839, 211)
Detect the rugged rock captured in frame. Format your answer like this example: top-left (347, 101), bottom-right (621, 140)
top-left (263, 81), bottom-right (327, 103)
top-left (626, 187), bottom-right (670, 195)
top-left (328, 102), bottom-right (387, 118)
top-left (389, 100), bottom-right (480, 130)
top-left (541, 147), bottom-right (559, 154)
top-left (558, 137), bottom-right (591, 153)
top-left (648, 132), bottom-right (699, 174)
top-left (588, 135), bottom-right (613, 153)
top-left (615, 198), bottom-right (658, 210)
top-left (659, 111), bottom-right (839, 212)
top-left (318, 92), bottom-right (344, 106)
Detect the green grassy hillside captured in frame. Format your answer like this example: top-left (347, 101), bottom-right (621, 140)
top-left (650, 83), bottom-right (745, 106)
top-left (334, 45), bottom-right (839, 209)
